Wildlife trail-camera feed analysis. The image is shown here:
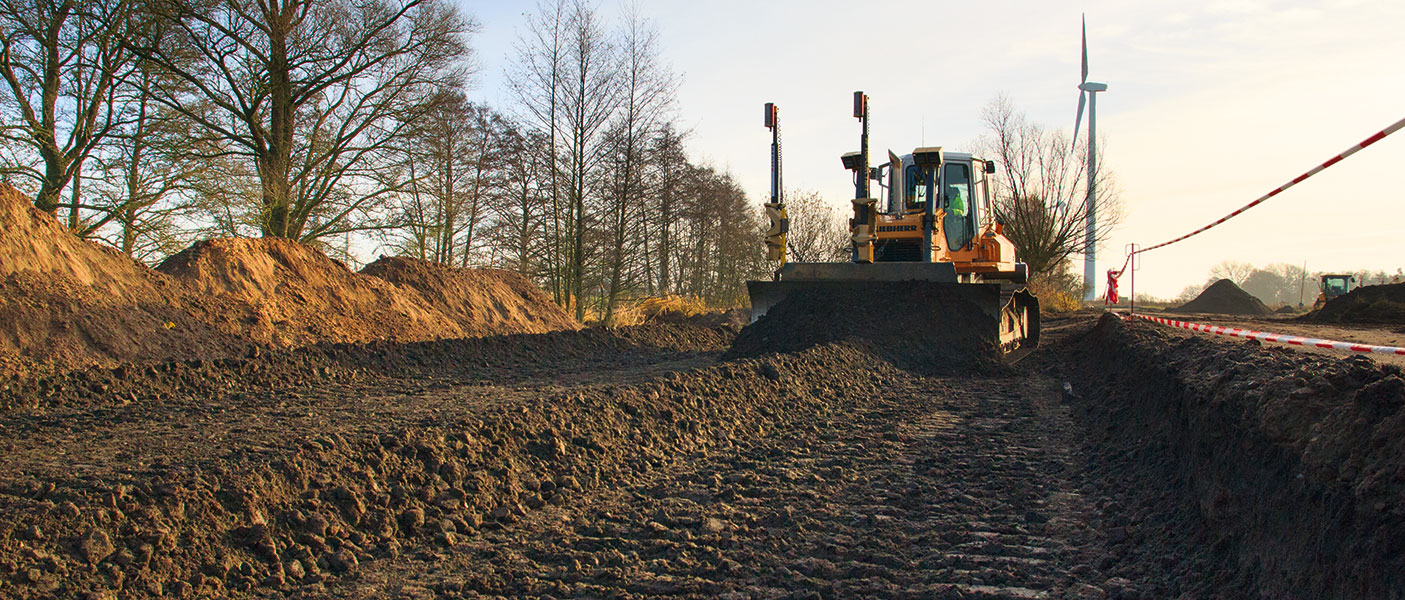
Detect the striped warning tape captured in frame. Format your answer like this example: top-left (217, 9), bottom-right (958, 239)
top-left (1138, 116), bottom-right (1405, 253)
top-left (1130, 313), bottom-right (1405, 356)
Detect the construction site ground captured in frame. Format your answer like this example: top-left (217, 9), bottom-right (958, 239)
top-left (4, 310), bottom-right (1404, 599)
top-left (1140, 310), bottom-right (1405, 368)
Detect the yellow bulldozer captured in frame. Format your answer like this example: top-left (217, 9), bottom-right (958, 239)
top-left (748, 92), bottom-right (1040, 361)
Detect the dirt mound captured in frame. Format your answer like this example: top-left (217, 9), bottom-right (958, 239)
top-left (359, 256), bottom-right (577, 336)
top-left (1171, 278), bottom-right (1270, 315)
top-left (158, 239), bottom-right (467, 346)
top-left (1305, 282), bottom-right (1405, 325)
top-left (726, 282), bottom-right (1002, 374)
top-left (0, 184), bottom-right (250, 372)
top-left (1274, 304), bottom-right (1299, 314)
top-left (1, 180), bottom-right (580, 376)
top-left (1059, 314), bottom-right (1405, 598)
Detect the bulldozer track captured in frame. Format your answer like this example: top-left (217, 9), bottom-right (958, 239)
top-left (317, 373), bottom-right (1145, 599)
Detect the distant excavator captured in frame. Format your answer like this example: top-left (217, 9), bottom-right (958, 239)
top-left (1312, 274), bottom-right (1356, 311)
top-left (748, 92), bottom-right (1040, 362)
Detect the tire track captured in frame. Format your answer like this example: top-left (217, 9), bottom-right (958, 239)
top-left (320, 372), bottom-right (1116, 599)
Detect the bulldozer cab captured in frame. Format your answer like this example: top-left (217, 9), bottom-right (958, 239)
top-left (1320, 274), bottom-right (1354, 300)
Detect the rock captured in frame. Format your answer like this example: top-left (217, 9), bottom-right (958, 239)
top-left (26, 524), bottom-right (44, 540)
top-left (438, 518), bottom-right (456, 533)
top-left (398, 508), bottom-right (425, 532)
top-left (1103, 577), bottom-right (1133, 594)
top-left (760, 363), bottom-right (782, 381)
top-left (1106, 527), bottom-right (1128, 544)
top-left (1068, 583), bottom-right (1107, 599)
top-left (462, 512), bottom-right (483, 529)
top-left (490, 503), bottom-right (524, 521)
top-left (329, 486), bottom-right (366, 519)
top-left (76, 528), bottom-right (115, 564)
top-left (304, 512), bottom-right (330, 537)
top-left (436, 531), bottom-right (458, 547)
top-left (701, 517), bottom-right (727, 533)
top-left (325, 549), bottom-right (358, 574)
top-left (167, 580), bottom-right (192, 599)
top-left (25, 569), bottom-right (58, 592)
top-left (285, 559), bottom-right (306, 580)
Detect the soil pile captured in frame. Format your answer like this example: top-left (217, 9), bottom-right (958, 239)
top-left (158, 238), bottom-right (466, 346)
top-left (1060, 314), bottom-right (1405, 598)
top-left (1305, 282), bottom-right (1405, 325)
top-left (359, 256), bottom-right (577, 336)
top-left (1, 182), bottom-right (581, 374)
top-left (0, 184), bottom-right (249, 371)
top-left (1171, 278), bottom-right (1270, 315)
top-left (727, 282), bottom-right (1002, 374)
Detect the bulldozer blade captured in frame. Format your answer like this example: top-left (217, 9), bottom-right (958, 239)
top-left (745, 265), bottom-right (1038, 364)
top-left (748, 262), bottom-right (960, 323)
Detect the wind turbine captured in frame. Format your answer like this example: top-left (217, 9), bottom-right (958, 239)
top-left (1073, 14), bottom-right (1107, 302)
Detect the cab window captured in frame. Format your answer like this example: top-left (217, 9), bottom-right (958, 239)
top-left (904, 164), bottom-right (928, 210)
top-left (942, 163), bottom-right (975, 250)
top-left (943, 163), bottom-right (971, 216)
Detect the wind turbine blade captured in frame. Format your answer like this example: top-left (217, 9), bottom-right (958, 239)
top-left (1081, 14), bottom-right (1089, 83)
top-left (1073, 92), bottom-right (1086, 148)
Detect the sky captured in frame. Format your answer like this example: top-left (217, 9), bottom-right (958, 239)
top-left (458, 0), bottom-right (1405, 299)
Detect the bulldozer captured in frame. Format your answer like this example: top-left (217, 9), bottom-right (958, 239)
top-left (748, 92), bottom-right (1040, 362)
top-left (1312, 274), bottom-right (1356, 311)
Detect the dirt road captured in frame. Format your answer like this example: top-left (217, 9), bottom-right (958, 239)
top-left (3, 317), bottom-right (1402, 599)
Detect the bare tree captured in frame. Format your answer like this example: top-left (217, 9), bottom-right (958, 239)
top-left (0, 0), bottom-right (135, 224)
top-left (389, 91), bottom-right (503, 266)
top-left (599, 5), bottom-right (676, 325)
top-left (977, 94), bottom-right (1121, 279)
top-left (505, 0), bottom-right (569, 304)
top-left (556, 0), bottom-right (619, 320)
top-left (1209, 260), bottom-right (1255, 286)
top-left (128, 0), bottom-right (474, 241)
top-left (487, 124), bottom-right (550, 277)
top-left (92, 60), bottom-right (205, 261)
top-left (649, 124), bottom-right (687, 294)
top-left (782, 189), bottom-right (849, 263)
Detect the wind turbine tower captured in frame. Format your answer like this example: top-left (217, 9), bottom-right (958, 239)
top-left (1073, 15), bottom-right (1107, 301)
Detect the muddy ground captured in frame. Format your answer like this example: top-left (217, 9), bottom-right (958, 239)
top-left (2, 315), bottom-right (1403, 599)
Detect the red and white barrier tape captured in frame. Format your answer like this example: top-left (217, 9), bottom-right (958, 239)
top-left (1130, 313), bottom-right (1405, 356)
top-left (1138, 116), bottom-right (1405, 253)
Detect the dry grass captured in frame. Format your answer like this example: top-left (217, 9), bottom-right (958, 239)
top-left (1028, 278), bottom-right (1082, 315)
top-left (598, 295), bottom-right (711, 328)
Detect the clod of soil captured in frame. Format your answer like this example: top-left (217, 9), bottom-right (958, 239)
top-left (359, 257), bottom-right (578, 337)
top-left (1304, 282), bottom-right (1405, 325)
top-left (1171, 278), bottom-right (1270, 315)
top-left (727, 282), bottom-right (1002, 375)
